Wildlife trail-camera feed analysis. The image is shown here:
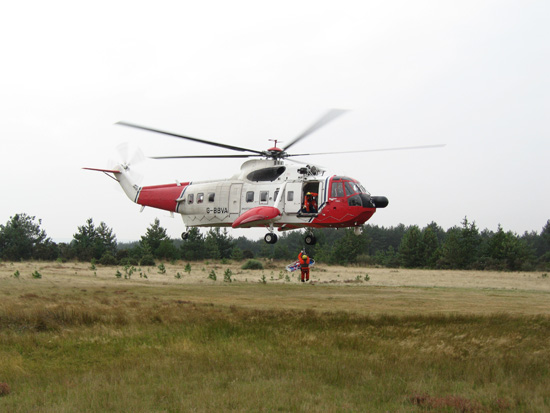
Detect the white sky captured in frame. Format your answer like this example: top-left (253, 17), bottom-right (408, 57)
top-left (1, 0), bottom-right (548, 242)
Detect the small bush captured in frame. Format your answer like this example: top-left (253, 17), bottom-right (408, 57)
top-left (123, 265), bottom-right (135, 279)
top-left (184, 263), bottom-right (192, 274)
top-left (12, 270), bottom-right (20, 279)
top-left (32, 270), bottom-right (42, 279)
top-left (158, 263), bottom-right (166, 274)
top-left (224, 268), bottom-right (232, 283)
top-left (115, 270), bottom-right (122, 279)
top-left (119, 257), bottom-right (139, 266)
top-left (175, 272), bottom-right (182, 279)
top-left (99, 252), bottom-right (118, 266)
top-left (364, 273), bottom-right (370, 281)
top-left (242, 250), bottom-right (254, 259)
top-left (0, 382), bottom-right (10, 397)
top-left (208, 270), bottom-right (217, 281)
top-left (241, 259), bottom-right (264, 270)
top-left (140, 255), bottom-right (155, 266)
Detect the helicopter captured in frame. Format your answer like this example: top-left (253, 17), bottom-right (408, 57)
top-left (85, 109), bottom-right (444, 244)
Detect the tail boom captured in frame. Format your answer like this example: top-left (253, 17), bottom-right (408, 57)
top-left (137, 183), bottom-right (189, 212)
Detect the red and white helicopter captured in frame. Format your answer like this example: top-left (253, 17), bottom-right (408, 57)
top-left (85, 110), bottom-right (443, 244)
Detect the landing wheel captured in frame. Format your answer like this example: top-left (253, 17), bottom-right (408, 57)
top-left (181, 231), bottom-right (189, 241)
top-left (304, 233), bottom-right (316, 245)
top-left (264, 233), bottom-right (278, 244)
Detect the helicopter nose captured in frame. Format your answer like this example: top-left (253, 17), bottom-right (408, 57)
top-left (371, 196), bottom-right (389, 208)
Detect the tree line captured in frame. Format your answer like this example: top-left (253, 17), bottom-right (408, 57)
top-left (1, 213), bottom-right (549, 271)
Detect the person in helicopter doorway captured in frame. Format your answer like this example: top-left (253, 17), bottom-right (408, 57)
top-left (298, 251), bottom-right (311, 282)
top-left (303, 192), bottom-right (318, 213)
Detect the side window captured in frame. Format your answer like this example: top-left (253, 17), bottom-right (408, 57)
top-left (331, 182), bottom-right (345, 198)
top-left (260, 191), bottom-right (269, 204)
top-left (246, 191), bottom-right (254, 203)
top-left (287, 191), bottom-right (294, 202)
top-left (188, 194), bottom-right (194, 204)
top-left (197, 193), bottom-right (204, 204)
top-left (208, 193), bottom-right (215, 202)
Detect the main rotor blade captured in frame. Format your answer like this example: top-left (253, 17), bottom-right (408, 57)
top-left (286, 144), bottom-right (447, 157)
top-left (150, 154), bottom-right (259, 159)
top-left (116, 121), bottom-right (265, 156)
top-left (283, 109), bottom-right (348, 151)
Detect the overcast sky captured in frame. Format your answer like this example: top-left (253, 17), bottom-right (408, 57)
top-left (1, 1), bottom-right (548, 242)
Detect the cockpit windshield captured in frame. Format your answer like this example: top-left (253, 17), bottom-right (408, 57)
top-left (345, 181), bottom-right (362, 195)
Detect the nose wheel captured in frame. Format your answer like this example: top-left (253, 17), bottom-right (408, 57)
top-left (181, 231), bottom-right (190, 240)
top-left (264, 233), bottom-right (278, 244)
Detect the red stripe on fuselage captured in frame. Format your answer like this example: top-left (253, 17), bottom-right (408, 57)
top-left (137, 183), bottom-right (189, 212)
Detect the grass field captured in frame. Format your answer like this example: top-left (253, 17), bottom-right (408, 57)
top-left (1, 261), bottom-right (549, 412)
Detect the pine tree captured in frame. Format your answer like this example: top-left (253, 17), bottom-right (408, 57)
top-left (0, 213), bottom-right (52, 260)
top-left (421, 226), bottom-right (440, 268)
top-left (399, 225), bottom-right (424, 268)
top-left (72, 218), bottom-right (117, 261)
top-left (181, 227), bottom-right (205, 261)
top-left (140, 218), bottom-right (170, 258)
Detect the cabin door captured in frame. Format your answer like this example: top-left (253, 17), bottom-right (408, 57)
top-left (284, 182), bottom-right (302, 214)
top-left (229, 183), bottom-right (243, 214)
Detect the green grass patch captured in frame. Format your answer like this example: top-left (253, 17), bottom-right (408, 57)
top-left (1, 284), bottom-right (549, 411)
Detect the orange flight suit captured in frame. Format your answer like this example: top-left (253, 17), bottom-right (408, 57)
top-left (298, 252), bottom-right (310, 282)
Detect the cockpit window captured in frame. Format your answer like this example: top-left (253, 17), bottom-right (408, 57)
top-left (331, 182), bottom-right (345, 198)
top-left (345, 181), bottom-right (361, 195)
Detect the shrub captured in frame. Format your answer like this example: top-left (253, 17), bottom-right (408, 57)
top-left (119, 257), bottom-right (139, 266)
top-left (224, 268), bottom-right (232, 283)
top-left (208, 270), bottom-right (217, 281)
top-left (32, 270), bottom-right (42, 279)
top-left (158, 263), bottom-right (166, 274)
top-left (99, 252), bottom-right (118, 266)
top-left (242, 250), bottom-right (254, 259)
top-left (123, 265), bottom-right (136, 279)
top-left (0, 382), bottom-right (10, 397)
top-left (184, 263), bottom-right (192, 274)
top-left (241, 259), bottom-right (264, 270)
top-left (140, 255), bottom-right (155, 266)
top-left (12, 270), bottom-right (20, 279)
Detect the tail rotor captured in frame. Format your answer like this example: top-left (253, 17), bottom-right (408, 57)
top-left (110, 143), bottom-right (146, 186)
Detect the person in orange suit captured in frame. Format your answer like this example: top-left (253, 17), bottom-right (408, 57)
top-left (303, 192), bottom-right (318, 213)
top-left (298, 251), bottom-right (311, 282)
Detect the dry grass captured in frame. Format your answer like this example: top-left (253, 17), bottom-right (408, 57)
top-left (1, 260), bottom-right (549, 411)
top-left (1, 260), bottom-right (548, 316)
